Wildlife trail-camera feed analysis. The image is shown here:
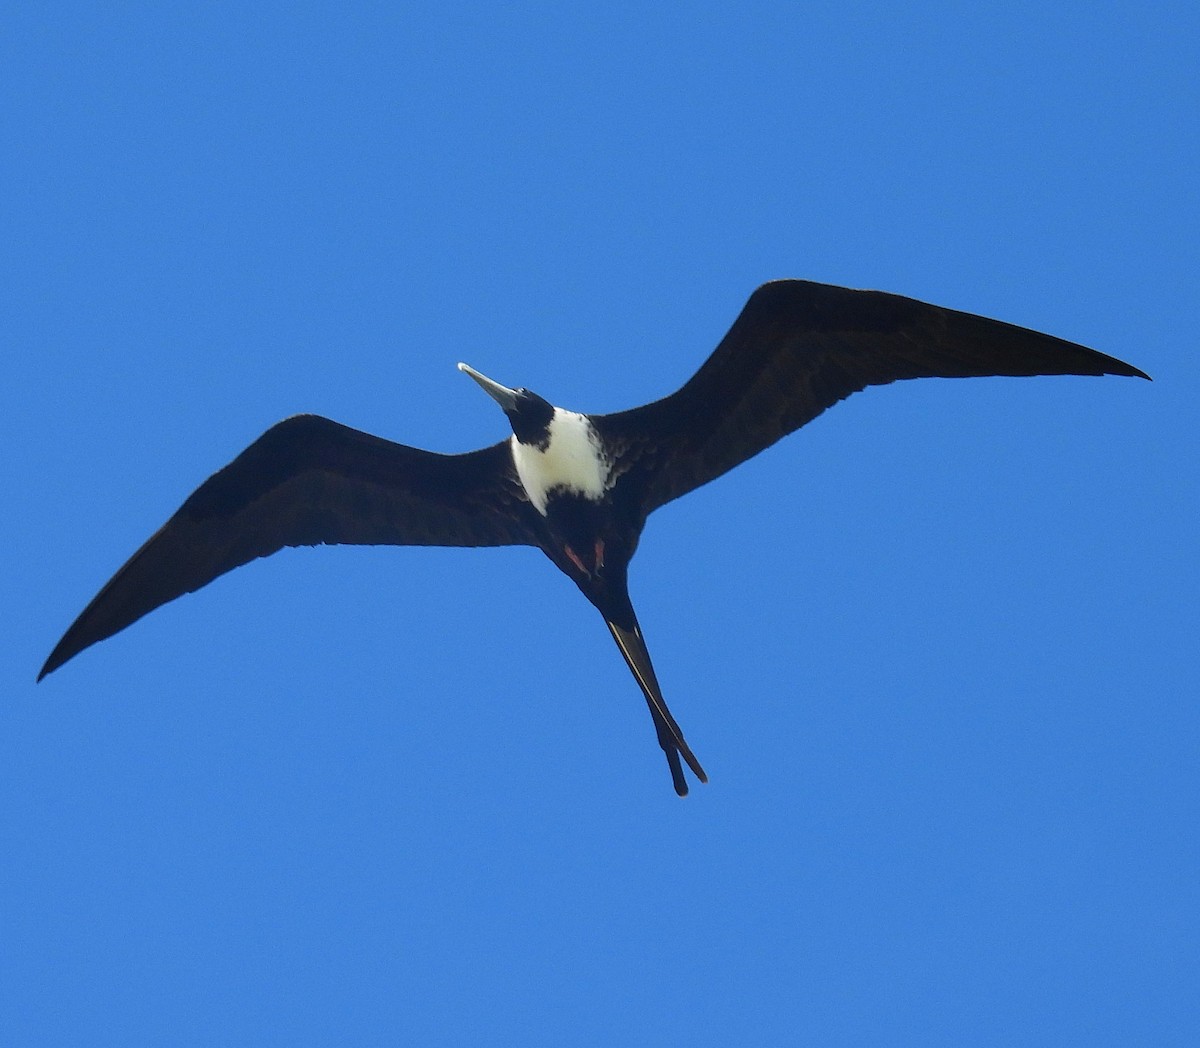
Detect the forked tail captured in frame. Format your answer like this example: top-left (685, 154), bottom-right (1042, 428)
top-left (605, 616), bottom-right (707, 796)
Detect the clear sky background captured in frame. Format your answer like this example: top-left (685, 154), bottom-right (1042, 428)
top-left (3, 3), bottom-right (1196, 1045)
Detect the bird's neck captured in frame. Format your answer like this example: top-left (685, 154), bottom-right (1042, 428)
top-left (511, 409), bottom-right (612, 516)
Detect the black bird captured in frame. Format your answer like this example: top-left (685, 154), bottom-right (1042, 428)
top-left (39, 280), bottom-right (1148, 795)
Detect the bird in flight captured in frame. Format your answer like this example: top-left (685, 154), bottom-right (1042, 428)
top-left (39, 280), bottom-right (1148, 795)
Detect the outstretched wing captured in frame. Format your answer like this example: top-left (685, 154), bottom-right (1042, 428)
top-left (40, 414), bottom-right (536, 679)
top-left (595, 280), bottom-right (1149, 516)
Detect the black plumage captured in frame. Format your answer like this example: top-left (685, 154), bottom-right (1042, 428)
top-left (39, 280), bottom-right (1148, 794)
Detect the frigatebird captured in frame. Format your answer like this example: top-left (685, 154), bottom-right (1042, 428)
top-left (39, 280), bottom-right (1148, 795)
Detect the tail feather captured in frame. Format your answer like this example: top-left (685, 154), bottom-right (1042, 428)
top-left (606, 618), bottom-right (707, 796)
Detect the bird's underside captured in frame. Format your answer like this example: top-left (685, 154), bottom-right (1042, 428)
top-left (39, 279), bottom-right (1148, 795)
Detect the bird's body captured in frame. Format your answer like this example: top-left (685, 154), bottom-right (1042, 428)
top-left (39, 280), bottom-right (1148, 795)
top-left (509, 407), bottom-right (612, 514)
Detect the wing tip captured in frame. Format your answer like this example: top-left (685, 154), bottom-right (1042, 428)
top-left (37, 646), bottom-right (67, 682)
top-left (1094, 352), bottom-right (1151, 381)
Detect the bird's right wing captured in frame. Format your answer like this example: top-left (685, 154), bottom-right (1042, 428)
top-left (40, 414), bottom-right (536, 679)
top-left (595, 280), bottom-right (1149, 518)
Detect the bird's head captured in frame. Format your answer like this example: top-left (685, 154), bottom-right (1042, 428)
top-left (458, 363), bottom-right (554, 445)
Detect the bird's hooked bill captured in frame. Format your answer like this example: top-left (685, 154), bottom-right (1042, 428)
top-left (458, 362), bottom-right (518, 412)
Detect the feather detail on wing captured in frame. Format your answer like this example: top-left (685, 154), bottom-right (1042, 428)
top-left (596, 280), bottom-right (1149, 515)
top-left (40, 414), bottom-right (536, 678)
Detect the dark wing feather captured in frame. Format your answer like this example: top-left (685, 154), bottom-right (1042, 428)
top-left (40, 414), bottom-right (534, 679)
top-left (595, 280), bottom-right (1149, 515)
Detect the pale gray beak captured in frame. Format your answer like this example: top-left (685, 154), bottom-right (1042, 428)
top-left (458, 362), bottom-right (519, 412)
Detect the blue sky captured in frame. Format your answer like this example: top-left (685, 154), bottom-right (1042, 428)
top-left (3, 3), bottom-right (1197, 1045)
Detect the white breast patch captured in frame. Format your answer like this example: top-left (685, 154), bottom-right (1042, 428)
top-left (511, 409), bottom-right (611, 515)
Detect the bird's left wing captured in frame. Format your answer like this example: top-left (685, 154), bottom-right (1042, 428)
top-left (40, 414), bottom-right (535, 679)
